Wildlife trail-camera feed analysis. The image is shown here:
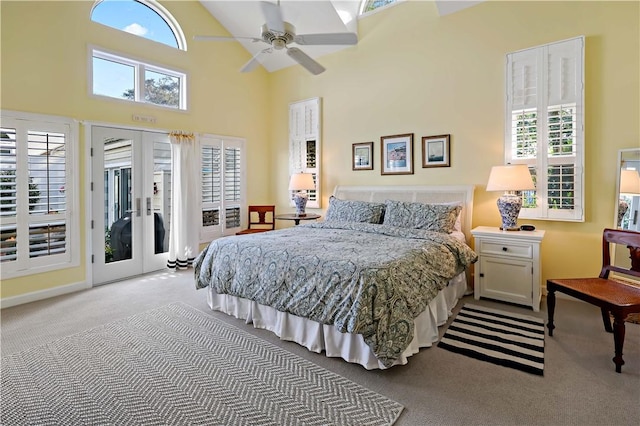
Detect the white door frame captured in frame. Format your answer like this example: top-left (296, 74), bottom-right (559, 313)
top-left (85, 122), bottom-right (170, 286)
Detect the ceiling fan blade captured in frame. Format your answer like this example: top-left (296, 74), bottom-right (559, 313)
top-left (286, 47), bottom-right (326, 75)
top-left (194, 35), bottom-right (262, 43)
top-left (294, 33), bottom-right (358, 46)
top-left (240, 48), bottom-right (272, 73)
top-left (260, 1), bottom-right (284, 33)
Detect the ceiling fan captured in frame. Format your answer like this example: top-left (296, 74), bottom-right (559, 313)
top-left (195, 1), bottom-right (358, 75)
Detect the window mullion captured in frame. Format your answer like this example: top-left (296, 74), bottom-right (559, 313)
top-left (137, 64), bottom-right (145, 103)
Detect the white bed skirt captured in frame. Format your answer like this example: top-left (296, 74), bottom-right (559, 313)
top-left (207, 273), bottom-right (467, 370)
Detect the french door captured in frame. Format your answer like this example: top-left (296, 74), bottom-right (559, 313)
top-left (91, 126), bottom-right (171, 285)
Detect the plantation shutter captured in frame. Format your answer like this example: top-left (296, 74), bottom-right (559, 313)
top-left (289, 98), bottom-right (321, 209)
top-left (201, 141), bottom-right (222, 240)
top-left (505, 36), bottom-right (584, 221)
top-left (199, 135), bottom-right (245, 242)
top-left (1, 114), bottom-right (77, 278)
top-left (223, 142), bottom-right (242, 233)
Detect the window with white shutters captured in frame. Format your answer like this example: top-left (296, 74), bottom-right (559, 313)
top-left (200, 135), bottom-right (245, 242)
top-left (0, 112), bottom-right (79, 279)
top-left (505, 36), bottom-right (584, 221)
top-left (289, 98), bottom-right (321, 209)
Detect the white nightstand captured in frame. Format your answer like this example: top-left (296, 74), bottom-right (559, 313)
top-left (471, 226), bottom-right (545, 311)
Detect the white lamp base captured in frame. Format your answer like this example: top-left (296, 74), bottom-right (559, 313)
top-left (293, 192), bottom-right (308, 216)
top-left (497, 193), bottom-right (522, 231)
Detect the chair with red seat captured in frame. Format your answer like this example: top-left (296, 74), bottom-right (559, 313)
top-left (546, 228), bottom-right (640, 373)
top-left (236, 205), bottom-right (276, 235)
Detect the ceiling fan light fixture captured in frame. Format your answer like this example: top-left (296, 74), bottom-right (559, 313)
top-left (196, 1), bottom-right (357, 75)
top-left (261, 22), bottom-right (295, 45)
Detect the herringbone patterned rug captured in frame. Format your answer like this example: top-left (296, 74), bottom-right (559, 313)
top-left (1, 303), bottom-right (403, 425)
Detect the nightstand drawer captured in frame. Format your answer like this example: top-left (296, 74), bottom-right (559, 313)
top-left (479, 240), bottom-right (533, 259)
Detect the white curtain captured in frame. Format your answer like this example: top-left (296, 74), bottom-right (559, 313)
top-left (167, 131), bottom-right (198, 269)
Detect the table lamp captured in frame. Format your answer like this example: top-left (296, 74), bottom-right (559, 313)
top-left (288, 173), bottom-right (315, 216)
top-left (618, 169), bottom-right (640, 226)
top-left (486, 164), bottom-right (535, 231)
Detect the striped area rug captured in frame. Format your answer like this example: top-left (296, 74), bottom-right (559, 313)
top-left (438, 303), bottom-right (545, 376)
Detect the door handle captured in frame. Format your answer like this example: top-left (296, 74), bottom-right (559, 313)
top-left (135, 198), bottom-right (141, 217)
top-left (146, 197), bottom-right (151, 216)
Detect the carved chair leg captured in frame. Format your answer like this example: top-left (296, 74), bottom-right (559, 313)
top-left (612, 313), bottom-right (626, 373)
top-left (547, 287), bottom-right (556, 337)
top-left (601, 307), bottom-right (613, 333)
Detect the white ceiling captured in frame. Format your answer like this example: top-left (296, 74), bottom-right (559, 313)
top-left (197, 1), bottom-right (483, 73)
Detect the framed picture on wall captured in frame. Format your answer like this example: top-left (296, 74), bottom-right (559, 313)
top-left (352, 142), bottom-right (374, 170)
top-left (381, 133), bottom-right (414, 175)
top-left (422, 134), bottom-right (450, 168)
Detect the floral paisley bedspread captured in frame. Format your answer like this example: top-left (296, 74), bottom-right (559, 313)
top-left (194, 221), bottom-right (477, 367)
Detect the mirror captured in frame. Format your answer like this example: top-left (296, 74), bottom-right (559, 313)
top-left (615, 148), bottom-right (640, 230)
top-left (613, 148), bottom-right (640, 273)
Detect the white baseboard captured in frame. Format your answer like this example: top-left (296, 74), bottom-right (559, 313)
top-left (1, 281), bottom-right (89, 309)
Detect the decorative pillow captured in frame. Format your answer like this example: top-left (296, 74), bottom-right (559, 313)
top-left (382, 200), bottom-right (462, 233)
top-left (325, 196), bottom-right (386, 224)
top-left (438, 202), bottom-right (464, 232)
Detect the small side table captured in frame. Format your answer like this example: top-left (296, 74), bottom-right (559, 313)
top-left (471, 226), bottom-right (545, 311)
top-left (275, 213), bottom-right (321, 226)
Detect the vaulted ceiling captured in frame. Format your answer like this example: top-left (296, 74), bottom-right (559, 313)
top-left (197, 1), bottom-right (482, 73)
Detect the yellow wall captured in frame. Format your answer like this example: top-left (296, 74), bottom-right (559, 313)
top-left (0, 0), bottom-right (271, 299)
top-left (269, 0), bottom-right (639, 286)
top-left (1, 0), bottom-right (638, 302)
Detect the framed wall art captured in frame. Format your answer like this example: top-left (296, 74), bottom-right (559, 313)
top-left (352, 142), bottom-right (373, 170)
top-left (422, 134), bottom-right (450, 168)
top-left (381, 133), bottom-right (414, 175)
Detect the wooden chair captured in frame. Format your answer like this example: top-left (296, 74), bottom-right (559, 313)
top-left (236, 205), bottom-right (275, 235)
top-left (546, 228), bottom-right (640, 373)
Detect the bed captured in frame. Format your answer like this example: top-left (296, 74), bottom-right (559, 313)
top-left (195, 185), bottom-right (477, 369)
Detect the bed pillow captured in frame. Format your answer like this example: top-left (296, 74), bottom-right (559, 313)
top-left (382, 200), bottom-right (462, 233)
top-left (325, 196), bottom-right (386, 224)
top-left (438, 202), bottom-right (464, 232)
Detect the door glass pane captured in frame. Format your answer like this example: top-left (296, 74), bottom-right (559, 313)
top-left (104, 138), bottom-right (133, 263)
top-left (153, 140), bottom-right (170, 254)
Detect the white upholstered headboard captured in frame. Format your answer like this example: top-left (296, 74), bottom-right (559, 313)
top-left (332, 185), bottom-right (475, 243)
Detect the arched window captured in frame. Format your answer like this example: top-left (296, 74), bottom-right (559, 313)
top-left (91, 0), bottom-right (186, 51)
top-left (90, 0), bottom-right (188, 109)
top-left (360, 0), bottom-right (397, 15)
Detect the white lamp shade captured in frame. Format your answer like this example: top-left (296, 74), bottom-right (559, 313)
top-left (620, 169), bottom-right (640, 195)
top-left (486, 164), bottom-right (535, 192)
top-left (288, 173), bottom-right (315, 191)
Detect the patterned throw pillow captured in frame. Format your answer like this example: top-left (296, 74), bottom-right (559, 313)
top-left (382, 200), bottom-right (462, 233)
top-left (325, 196), bottom-right (386, 224)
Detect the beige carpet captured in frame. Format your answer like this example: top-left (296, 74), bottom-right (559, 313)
top-left (1, 302), bottom-right (402, 426)
top-left (2, 270), bottom-right (639, 425)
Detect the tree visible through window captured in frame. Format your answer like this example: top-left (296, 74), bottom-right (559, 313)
top-left (92, 50), bottom-right (185, 110)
